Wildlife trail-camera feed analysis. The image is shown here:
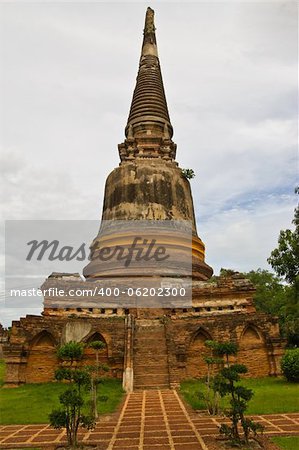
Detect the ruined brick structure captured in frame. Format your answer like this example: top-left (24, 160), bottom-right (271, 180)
top-left (0, 324), bottom-right (8, 359)
top-left (3, 8), bottom-right (284, 389)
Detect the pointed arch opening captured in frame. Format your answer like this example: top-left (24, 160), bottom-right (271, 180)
top-left (186, 328), bottom-right (213, 379)
top-left (241, 325), bottom-right (262, 345)
top-left (26, 330), bottom-right (57, 383)
top-left (83, 332), bottom-right (109, 367)
top-left (238, 324), bottom-right (269, 377)
top-left (31, 330), bottom-right (56, 348)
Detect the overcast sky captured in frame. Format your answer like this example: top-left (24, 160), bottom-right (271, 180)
top-left (0, 1), bottom-right (297, 326)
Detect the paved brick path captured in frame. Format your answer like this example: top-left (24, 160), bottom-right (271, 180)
top-left (0, 390), bottom-right (298, 449)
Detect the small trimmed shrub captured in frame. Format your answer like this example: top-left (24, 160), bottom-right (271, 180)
top-left (50, 342), bottom-right (94, 446)
top-left (216, 364), bottom-right (264, 445)
top-left (281, 348), bottom-right (299, 382)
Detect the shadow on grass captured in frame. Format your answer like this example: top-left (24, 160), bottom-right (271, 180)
top-left (0, 375), bottom-right (124, 425)
top-left (180, 377), bottom-right (299, 414)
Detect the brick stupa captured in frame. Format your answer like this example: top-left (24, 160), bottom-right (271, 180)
top-left (4, 8), bottom-right (284, 390)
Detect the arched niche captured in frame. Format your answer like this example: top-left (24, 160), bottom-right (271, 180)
top-left (26, 331), bottom-right (57, 383)
top-left (238, 325), bottom-right (269, 377)
top-left (186, 328), bottom-right (213, 379)
top-left (83, 332), bottom-right (109, 367)
top-left (32, 330), bottom-right (56, 347)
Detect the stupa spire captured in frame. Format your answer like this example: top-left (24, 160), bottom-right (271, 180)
top-left (119, 7), bottom-right (176, 162)
top-left (141, 7), bottom-right (158, 57)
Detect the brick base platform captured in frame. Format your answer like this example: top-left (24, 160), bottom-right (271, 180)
top-left (0, 390), bottom-right (298, 449)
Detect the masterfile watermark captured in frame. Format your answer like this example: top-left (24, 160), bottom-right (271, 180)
top-left (5, 219), bottom-right (192, 308)
top-left (26, 236), bottom-right (169, 267)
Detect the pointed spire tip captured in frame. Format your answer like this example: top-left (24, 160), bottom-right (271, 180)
top-left (144, 7), bottom-right (155, 34)
top-left (142, 6), bottom-right (157, 57)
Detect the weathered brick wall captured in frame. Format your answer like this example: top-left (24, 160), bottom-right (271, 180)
top-left (25, 331), bottom-right (57, 383)
top-left (165, 311), bottom-right (284, 385)
top-left (238, 326), bottom-right (269, 377)
top-left (186, 330), bottom-right (210, 379)
top-left (3, 315), bottom-right (126, 385)
top-left (3, 277), bottom-right (285, 387)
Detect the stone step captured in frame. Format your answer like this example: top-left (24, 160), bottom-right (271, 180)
top-left (134, 373), bottom-right (169, 380)
top-left (134, 366), bottom-right (168, 371)
top-left (134, 347), bottom-right (167, 353)
top-left (134, 335), bottom-right (166, 341)
top-left (134, 375), bottom-right (169, 385)
top-left (134, 339), bottom-right (167, 345)
top-left (134, 345), bottom-right (167, 351)
top-left (134, 341), bottom-right (166, 346)
top-left (134, 339), bottom-right (166, 348)
top-left (133, 319), bottom-right (169, 389)
top-left (134, 374), bottom-right (169, 383)
top-left (134, 356), bottom-right (168, 361)
top-left (134, 381), bottom-right (169, 389)
top-left (133, 355), bottom-right (168, 363)
top-left (134, 366), bottom-right (168, 372)
top-left (134, 362), bottom-right (169, 369)
top-left (134, 383), bottom-right (170, 390)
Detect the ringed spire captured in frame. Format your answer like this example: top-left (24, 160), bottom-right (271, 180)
top-left (119, 7), bottom-right (176, 162)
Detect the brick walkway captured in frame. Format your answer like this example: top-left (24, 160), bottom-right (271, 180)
top-left (0, 390), bottom-right (298, 449)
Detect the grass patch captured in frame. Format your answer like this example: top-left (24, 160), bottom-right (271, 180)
top-left (0, 360), bottom-right (5, 387)
top-left (96, 378), bottom-right (124, 415)
top-left (0, 378), bottom-right (124, 424)
top-left (271, 436), bottom-right (299, 450)
top-left (180, 377), bottom-right (299, 414)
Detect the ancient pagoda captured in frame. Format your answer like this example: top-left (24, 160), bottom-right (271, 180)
top-left (4, 8), bottom-right (284, 390)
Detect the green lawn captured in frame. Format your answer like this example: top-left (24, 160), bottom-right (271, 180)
top-left (0, 372), bottom-right (124, 424)
top-left (180, 377), bottom-right (299, 414)
top-left (271, 436), bottom-right (299, 450)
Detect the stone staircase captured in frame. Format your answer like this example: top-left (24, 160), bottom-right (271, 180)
top-left (133, 319), bottom-right (170, 389)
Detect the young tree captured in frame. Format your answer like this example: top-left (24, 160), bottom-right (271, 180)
top-left (49, 342), bottom-right (94, 447)
top-left (200, 340), bottom-right (238, 415)
top-left (87, 340), bottom-right (109, 419)
top-left (216, 364), bottom-right (264, 446)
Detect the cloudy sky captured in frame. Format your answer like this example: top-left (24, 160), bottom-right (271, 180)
top-left (0, 1), bottom-right (297, 326)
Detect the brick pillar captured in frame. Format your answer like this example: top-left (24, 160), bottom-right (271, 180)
top-left (3, 344), bottom-right (27, 386)
top-left (122, 314), bottom-right (134, 392)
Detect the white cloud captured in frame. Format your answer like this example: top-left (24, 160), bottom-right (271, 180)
top-left (0, 1), bottom-right (297, 327)
top-left (201, 193), bottom-right (296, 275)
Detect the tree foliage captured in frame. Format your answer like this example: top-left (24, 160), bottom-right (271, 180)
top-left (216, 364), bottom-right (264, 445)
top-left (49, 342), bottom-right (94, 447)
top-left (87, 340), bottom-right (109, 420)
top-left (243, 269), bottom-right (285, 315)
top-left (244, 268), bottom-right (299, 346)
top-left (200, 340), bottom-right (238, 415)
top-left (268, 187), bottom-right (299, 285)
top-left (281, 348), bottom-right (299, 382)
top-left (202, 340), bottom-right (264, 444)
top-left (266, 187), bottom-right (299, 346)
top-left (181, 168), bottom-right (195, 180)
top-left (57, 341), bottom-right (85, 365)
